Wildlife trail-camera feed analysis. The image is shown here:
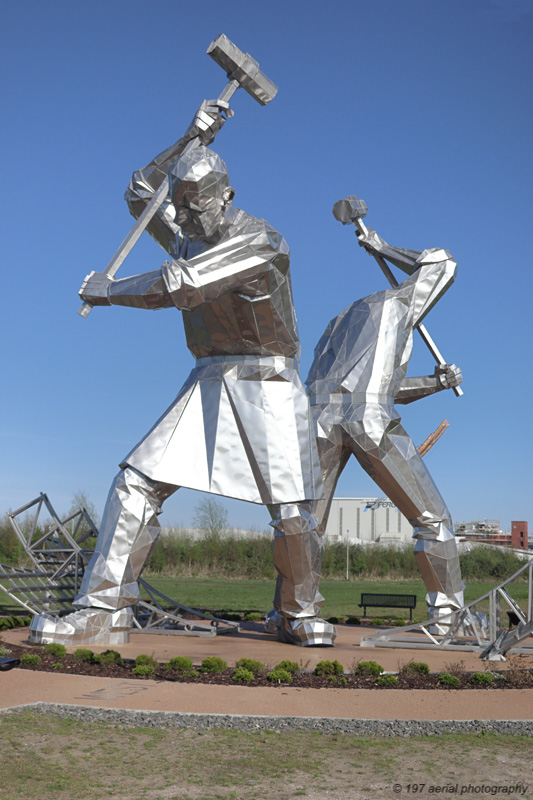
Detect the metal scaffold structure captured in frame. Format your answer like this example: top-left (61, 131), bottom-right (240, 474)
top-left (360, 557), bottom-right (533, 660)
top-left (0, 493), bottom-right (239, 638)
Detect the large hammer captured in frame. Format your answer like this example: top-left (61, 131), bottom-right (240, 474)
top-left (78, 34), bottom-right (277, 318)
top-left (333, 196), bottom-right (463, 397)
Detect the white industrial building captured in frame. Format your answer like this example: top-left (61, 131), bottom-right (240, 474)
top-left (324, 497), bottom-right (415, 545)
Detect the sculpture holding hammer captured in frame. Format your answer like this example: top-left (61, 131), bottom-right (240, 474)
top-left (30, 35), bottom-right (331, 647)
top-left (306, 196), bottom-right (465, 630)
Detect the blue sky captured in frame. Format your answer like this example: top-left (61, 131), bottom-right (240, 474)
top-left (1, 0), bottom-right (532, 532)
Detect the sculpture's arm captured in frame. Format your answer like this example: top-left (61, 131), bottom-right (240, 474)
top-left (79, 269), bottom-right (174, 310)
top-left (395, 364), bottom-right (463, 405)
top-left (124, 100), bottom-right (232, 252)
top-left (356, 227), bottom-right (423, 275)
top-left (79, 228), bottom-right (288, 312)
top-left (162, 229), bottom-right (289, 310)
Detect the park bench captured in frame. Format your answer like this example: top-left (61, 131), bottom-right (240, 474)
top-left (358, 592), bottom-right (417, 622)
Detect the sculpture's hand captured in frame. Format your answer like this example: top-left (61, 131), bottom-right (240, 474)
top-left (435, 363), bottom-right (462, 390)
top-left (355, 227), bottom-right (386, 255)
top-left (79, 271), bottom-right (113, 306)
top-left (184, 99), bottom-right (233, 146)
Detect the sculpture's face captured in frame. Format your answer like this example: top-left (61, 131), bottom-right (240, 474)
top-left (176, 191), bottom-right (226, 242)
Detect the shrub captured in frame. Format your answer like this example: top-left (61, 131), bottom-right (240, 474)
top-left (376, 675), bottom-right (399, 687)
top-left (232, 667), bottom-right (254, 683)
top-left (244, 612), bottom-right (261, 621)
top-left (470, 671), bottom-right (493, 686)
top-left (135, 654), bottom-right (158, 669)
top-left (372, 618), bottom-right (386, 626)
top-left (73, 648), bottom-right (94, 663)
top-left (165, 656), bottom-right (193, 672)
top-left (401, 661), bottom-right (430, 677)
top-left (274, 659), bottom-right (300, 674)
top-left (315, 660), bottom-right (344, 677)
top-left (44, 643), bottom-right (67, 658)
top-left (200, 656), bottom-right (227, 674)
top-left (0, 645), bottom-right (12, 656)
top-left (52, 662), bottom-right (64, 670)
top-left (20, 653), bottom-right (41, 665)
top-left (438, 673), bottom-right (461, 688)
top-left (346, 616), bottom-right (361, 625)
top-left (93, 649), bottom-right (124, 667)
top-left (327, 675), bottom-right (347, 686)
top-left (354, 660), bottom-right (384, 677)
top-left (393, 619), bottom-right (406, 627)
top-left (132, 664), bottom-right (155, 677)
top-left (235, 657), bottom-right (264, 675)
top-left (443, 659), bottom-right (465, 678)
top-left (327, 616), bottom-right (342, 624)
top-left (267, 667), bottom-right (292, 683)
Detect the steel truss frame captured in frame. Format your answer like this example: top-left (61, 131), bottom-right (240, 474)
top-left (360, 557), bottom-right (533, 660)
top-left (0, 494), bottom-right (239, 637)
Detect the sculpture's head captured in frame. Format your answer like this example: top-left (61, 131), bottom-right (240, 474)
top-left (170, 146), bottom-right (235, 242)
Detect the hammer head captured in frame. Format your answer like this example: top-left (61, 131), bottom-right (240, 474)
top-left (207, 34), bottom-right (278, 106)
top-left (332, 196), bottom-right (368, 224)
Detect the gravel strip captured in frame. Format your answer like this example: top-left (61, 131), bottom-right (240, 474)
top-left (3, 702), bottom-right (533, 736)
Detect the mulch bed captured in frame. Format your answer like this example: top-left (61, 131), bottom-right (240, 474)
top-left (3, 639), bottom-right (533, 689)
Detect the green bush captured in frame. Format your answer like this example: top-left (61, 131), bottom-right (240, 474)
top-left (0, 619), bottom-right (13, 630)
top-left (165, 656), bottom-right (193, 672)
top-left (235, 657), bottom-right (264, 674)
top-left (132, 664), bottom-right (155, 677)
top-left (20, 653), bottom-right (41, 665)
top-left (135, 654), bottom-right (158, 669)
top-left (393, 619), bottom-right (406, 627)
top-left (401, 661), bottom-right (430, 676)
top-left (93, 649), bottom-right (124, 667)
top-left (327, 675), bottom-right (347, 686)
top-left (44, 643), bottom-right (67, 658)
top-left (0, 644), bottom-right (12, 656)
top-left (346, 616), bottom-right (361, 625)
top-left (52, 662), bottom-right (64, 670)
top-left (470, 671), bottom-right (493, 686)
top-left (372, 618), bottom-right (387, 626)
top-left (267, 667), bottom-right (292, 683)
top-left (355, 660), bottom-right (384, 677)
top-left (327, 616), bottom-right (342, 624)
top-left (73, 648), bottom-right (94, 663)
top-left (244, 612), bottom-right (261, 621)
top-left (438, 673), bottom-right (461, 688)
top-left (232, 667), bottom-right (254, 683)
top-left (376, 675), bottom-right (399, 687)
top-left (200, 656), bottom-right (227, 674)
top-left (274, 659), bottom-right (300, 674)
top-left (315, 659), bottom-right (344, 677)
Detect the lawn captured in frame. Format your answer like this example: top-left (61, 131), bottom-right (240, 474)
top-left (1, 576), bottom-right (530, 622)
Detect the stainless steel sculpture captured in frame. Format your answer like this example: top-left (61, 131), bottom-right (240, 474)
top-left (306, 196), bottom-right (465, 630)
top-left (30, 35), bottom-right (329, 647)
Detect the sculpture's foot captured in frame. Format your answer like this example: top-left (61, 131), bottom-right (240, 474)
top-left (265, 609), bottom-right (337, 646)
top-left (427, 606), bottom-right (461, 636)
top-left (29, 607), bottom-right (133, 646)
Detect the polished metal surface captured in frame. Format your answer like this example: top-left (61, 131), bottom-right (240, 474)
top-left (309, 203), bottom-right (465, 623)
top-left (32, 48), bottom-right (323, 644)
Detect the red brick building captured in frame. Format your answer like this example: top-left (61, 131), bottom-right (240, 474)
top-left (511, 521), bottom-right (529, 550)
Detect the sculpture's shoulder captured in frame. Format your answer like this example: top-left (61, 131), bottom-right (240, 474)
top-left (223, 208), bottom-right (290, 259)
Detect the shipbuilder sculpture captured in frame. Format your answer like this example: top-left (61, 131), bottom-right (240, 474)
top-left (30, 35), bottom-right (334, 648)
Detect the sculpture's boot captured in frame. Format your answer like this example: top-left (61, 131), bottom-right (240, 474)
top-left (266, 502), bottom-right (337, 646)
top-left (29, 467), bottom-right (176, 645)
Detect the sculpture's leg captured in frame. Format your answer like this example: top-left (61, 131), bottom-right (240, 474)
top-left (29, 466), bottom-right (177, 645)
top-left (347, 413), bottom-right (464, 627)
top-left (265, 501), bottom-right (337, 646)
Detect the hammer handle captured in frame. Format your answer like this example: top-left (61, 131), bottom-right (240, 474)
top-left (78, 79), bottom-right (241, 319)
top-left (355, 217), bottom-right (463, 397)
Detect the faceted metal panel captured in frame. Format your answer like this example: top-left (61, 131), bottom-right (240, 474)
top-left (32, 104), bottom-right (328, 645)
top-left (308, 234), bottom-right (464, 619)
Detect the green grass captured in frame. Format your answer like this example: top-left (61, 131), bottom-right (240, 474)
top-left (2, 576), bottom-right (530, 623)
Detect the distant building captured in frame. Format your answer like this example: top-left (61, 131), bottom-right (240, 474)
top-left (511, 521), bottom-right (529, 551)
top-left (324, 497), bottom-right (415, 545)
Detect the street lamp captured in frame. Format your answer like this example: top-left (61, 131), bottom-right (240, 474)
top-left (346, 530), bottom-right (350, 581)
